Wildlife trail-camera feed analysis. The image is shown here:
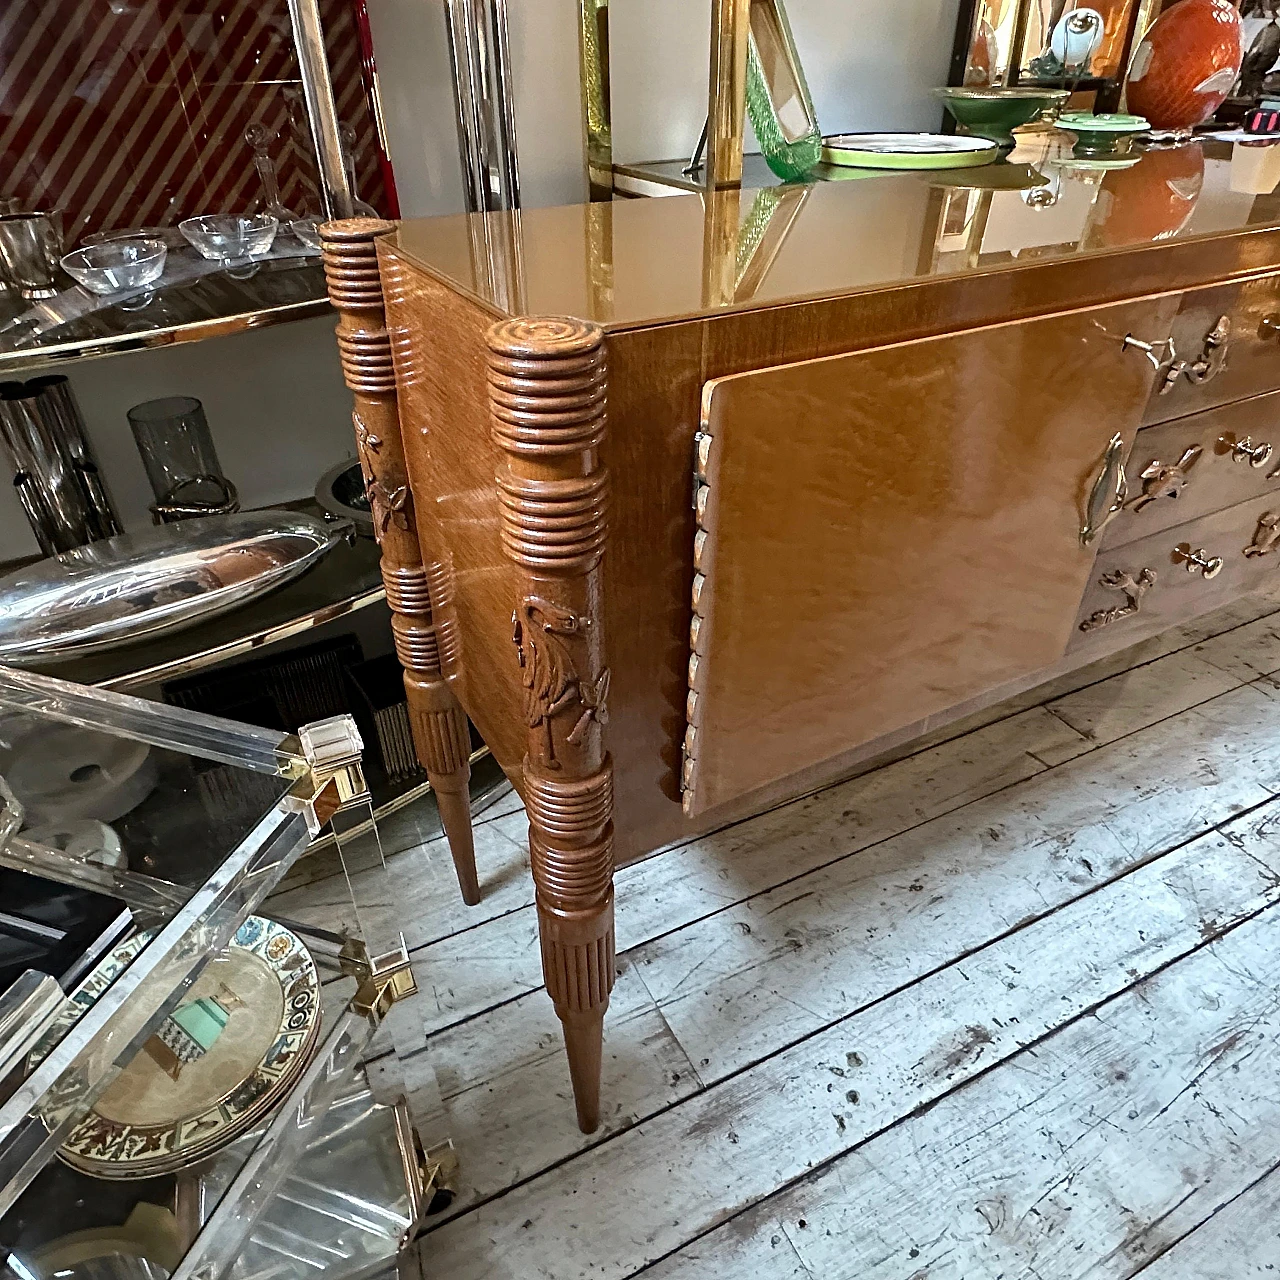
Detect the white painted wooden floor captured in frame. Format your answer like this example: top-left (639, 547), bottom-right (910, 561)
top-left (273, 581), bottom-right (1280, 1280)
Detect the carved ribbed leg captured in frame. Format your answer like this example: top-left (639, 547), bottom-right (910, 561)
top-left (487, 317), bottom-right (615, 1133)
top-left (322, 218), bottom-right (480, 906)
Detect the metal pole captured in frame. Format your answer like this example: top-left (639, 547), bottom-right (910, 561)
top-left (578, 0), bottom-right (613, 199)
top-left (287, 0), bottom-right (354, 220)
top-left (707, 0), bottom-right (750, 188)
top-left (444, 0), bottom-right (521, 212)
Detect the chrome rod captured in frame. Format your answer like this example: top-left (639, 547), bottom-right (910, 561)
top-left (490, 0), bottom-right (521, 207)
top-left (287, 0), bottom-right (354, 220)
top-left (444, 0), bottom-right (521, 212)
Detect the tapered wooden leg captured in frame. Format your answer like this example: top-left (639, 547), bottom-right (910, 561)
top-left (487, 317), bottom-right (615, 1133)
top-left (409, 671), bottom-right (479, 905)
top-left (322, 218), bottom-right (480, 906)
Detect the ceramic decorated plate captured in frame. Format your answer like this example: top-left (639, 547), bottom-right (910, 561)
top-left (29, 928), bottom-right (151, 1066)
top-left (821, 132), bottom-right (998, 169)
top-left (54, 917), bottom-right (320, 1180)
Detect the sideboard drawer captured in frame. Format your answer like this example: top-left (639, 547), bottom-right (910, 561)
top-left (1144, 277), bottom-right (1280, 424)
top-left (1102, 390), bottom-right (1280, 550)
top-left (1070, 490), bottom-right (1280, 653)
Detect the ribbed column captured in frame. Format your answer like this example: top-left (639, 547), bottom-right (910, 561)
top-left (321, 217), bottom-right (480, 906)
top-left (487, 316), bottom-right (615, 1133)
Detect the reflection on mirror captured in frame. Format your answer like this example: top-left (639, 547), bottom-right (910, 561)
top-left (950, 0), bottom-right (1159, 106)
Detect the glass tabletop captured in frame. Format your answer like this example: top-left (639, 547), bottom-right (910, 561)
top-left (392, 133), bottom-right (1280, 330)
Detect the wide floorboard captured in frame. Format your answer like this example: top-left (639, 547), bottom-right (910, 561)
top-left (272, 582), bottom-right (1280, 1279)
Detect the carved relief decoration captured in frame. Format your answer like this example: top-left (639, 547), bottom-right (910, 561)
top-left (1125, 444), bottom-right (1202, 513)
top-left (486, 313), bottom-right (616, 1133)
top-left (1079, 567), bottom-right (1157, 632)
top-left (322, 217), bottom-right (480, 907)
top-left (352, 409), bottom-right (382, 459)
top-left (349, 408), bottom-right (406, 537)
top-left (367, 481), bottom-right (410, 536)
top-left (513, 596), bottom-right (611, 767)
top-left (1245, 511), bottom-right (1280, 558)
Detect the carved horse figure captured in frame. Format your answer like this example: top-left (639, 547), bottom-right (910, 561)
top-left (513, 596), bottom-right (610, 768)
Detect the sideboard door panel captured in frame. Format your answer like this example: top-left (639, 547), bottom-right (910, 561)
top-left (684, 295), bottom-right (1178, 816)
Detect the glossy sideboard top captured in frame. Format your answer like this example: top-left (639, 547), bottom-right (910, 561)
top-left (390, 134), bottom-right (1280, 331)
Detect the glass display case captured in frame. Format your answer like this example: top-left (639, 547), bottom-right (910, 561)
top-left (0, 0), bottom-right (396, 373)
top-left (0, 664), bottom-right (434, 1280)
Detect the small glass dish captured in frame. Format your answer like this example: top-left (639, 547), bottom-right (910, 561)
top-left (81, 225), bottom-right (188, 250)
top-left (179, 214), bottom-right (278, 260)
top-left (290, 218), bottom-right (322, 252)
top-left (60, 238), bottom-right (167, 295)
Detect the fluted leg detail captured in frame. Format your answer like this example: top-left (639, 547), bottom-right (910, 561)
top-left (487, 316), bottom-right (615, 1133)
top-left (322, 217), bottom-right (479, 906)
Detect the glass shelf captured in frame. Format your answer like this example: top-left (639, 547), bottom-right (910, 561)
top-left (612, 152), bottom-right (791, 196)
top-left (0, 246), bottom-right (330, 374)
top-left (19, 525), bottom-right (385, 694)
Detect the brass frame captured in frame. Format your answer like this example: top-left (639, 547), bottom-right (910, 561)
top-left (579, 0), bottom-right (613, 200)
top-left (708, 0), bottom-right (751, 188)
top-left (577, 0), bottom-right (753, 198)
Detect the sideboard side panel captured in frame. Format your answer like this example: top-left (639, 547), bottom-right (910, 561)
top-left (380, 242), bottom-right (527, 778)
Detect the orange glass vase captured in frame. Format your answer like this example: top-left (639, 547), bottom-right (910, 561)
top-left (1126, 0), bottom-right (1243, 131)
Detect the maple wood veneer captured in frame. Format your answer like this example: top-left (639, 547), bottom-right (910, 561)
top-left (325, 161), bottom-right (1280, 1128)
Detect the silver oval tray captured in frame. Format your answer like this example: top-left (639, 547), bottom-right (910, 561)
top-left (0, 510), bottom-right (352, 663)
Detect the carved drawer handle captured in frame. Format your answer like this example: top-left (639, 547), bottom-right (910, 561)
top-left (1081, 433), bottom-right (1128, 546)
top-left (1158, 315), bottom-right (1231, 395)
top-left (1125, 444), bottom-right (1202, 513)
top-left (1245, 512), bottom-right (1280, 558)
top-left (1173, 542), bottom-right (1224, 579)
top-left (1079, 567), bottom-right (1156, 632)
top-left (1261, 315), bottom-right (1280, 341)
top-left (1218, 432), bottom-right (1273, 468)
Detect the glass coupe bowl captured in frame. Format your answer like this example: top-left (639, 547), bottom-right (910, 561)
top-left (290, 218), bottom-right (322, 252)
top-left (179, 214), bottom-right (278, 260)
top-left (60, 238), bottom-right (167, 295)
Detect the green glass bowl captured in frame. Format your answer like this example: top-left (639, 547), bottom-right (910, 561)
top-left (1057, 111), bottom-right (1151, 157)
top-left (934, 86), bottom-right (1071, 151)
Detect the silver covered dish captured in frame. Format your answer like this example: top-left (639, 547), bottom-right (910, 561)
top-left (0, 510), bottom-right (352, 662)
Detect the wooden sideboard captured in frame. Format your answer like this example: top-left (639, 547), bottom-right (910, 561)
top-left (320, 138), bottom-right (1280, 1132)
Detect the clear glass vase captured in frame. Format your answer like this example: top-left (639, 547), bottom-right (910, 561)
top-left (127, 395), bottom-right (239, 523)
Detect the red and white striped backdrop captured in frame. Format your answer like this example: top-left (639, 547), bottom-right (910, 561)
top-left (0, 0), bottom-right (389, 246)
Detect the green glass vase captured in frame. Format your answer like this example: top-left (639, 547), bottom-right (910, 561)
top-left (745, 0), bottom-right (822, 181)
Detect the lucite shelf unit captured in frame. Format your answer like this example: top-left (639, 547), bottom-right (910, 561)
top-left (0, 665), bottom-right (427, 1280)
